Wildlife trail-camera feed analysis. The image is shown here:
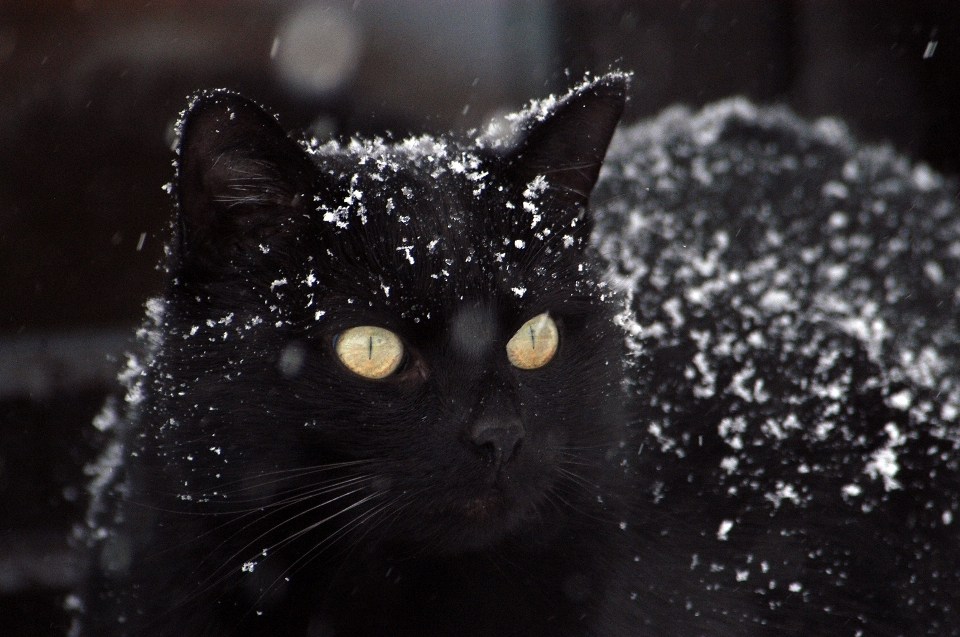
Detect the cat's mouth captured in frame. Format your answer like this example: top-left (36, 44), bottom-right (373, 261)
top-left (398, 482), bottom-right (537, 551)
top-left (446, 482), bottom-right (547, 545)
top-left (459, 494), bottom-right (507, 520)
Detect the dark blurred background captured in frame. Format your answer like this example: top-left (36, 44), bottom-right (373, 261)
top-left (1, 1), bottom-right (958, 634)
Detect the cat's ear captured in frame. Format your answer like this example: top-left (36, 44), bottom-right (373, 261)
top-left (175, 90), bottom-right (313, 275)
top-left (503, 74), bottom-right (627, 236)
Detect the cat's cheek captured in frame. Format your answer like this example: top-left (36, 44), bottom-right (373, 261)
top-left (369, 475), bottom-right (393, 495)
top-left (537, 428), bottom-right (566, 462)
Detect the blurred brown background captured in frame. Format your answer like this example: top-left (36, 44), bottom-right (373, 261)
top-left (0, 1), bottom-right (958, 635)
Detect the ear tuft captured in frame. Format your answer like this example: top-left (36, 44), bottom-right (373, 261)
top-left (175, 90), bottom-right (313, 276)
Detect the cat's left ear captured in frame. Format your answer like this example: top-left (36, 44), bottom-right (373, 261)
top-left (503, 73), bottom-right (628, 234)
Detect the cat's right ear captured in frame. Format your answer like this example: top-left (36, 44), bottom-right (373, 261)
top-left (175, 90), bottom-right (313, 276)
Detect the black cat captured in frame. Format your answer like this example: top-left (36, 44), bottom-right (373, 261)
top-left (73, 74), bottom-right (960, 636)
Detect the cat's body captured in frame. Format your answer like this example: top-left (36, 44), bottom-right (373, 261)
top-left (595, 101), bottom-right (960, 635)
top-left (74, 75), bottom-right (960, 636)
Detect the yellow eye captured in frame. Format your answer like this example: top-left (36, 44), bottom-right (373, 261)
top-left (506, 312), bottom-right (558, 369)
top-left (335, 326), bottom-right (404, 379)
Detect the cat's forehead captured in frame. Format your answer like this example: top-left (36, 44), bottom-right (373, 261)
top-left (306, 134), bottom-right (487, 183)
top-left (307, 136), bottom-right (518, 260)
top-left (295, 136), bottom-right (593, 323)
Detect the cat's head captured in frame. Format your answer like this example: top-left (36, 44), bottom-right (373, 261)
top-left (152, 75), bottom-right (628, 552)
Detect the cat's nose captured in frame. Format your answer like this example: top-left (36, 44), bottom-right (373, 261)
top-left (470, 417), bottom-right (525, 473)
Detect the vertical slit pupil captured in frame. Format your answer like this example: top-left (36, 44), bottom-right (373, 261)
top-left (529, 325), bottom-right (536, 349)
top-left (368, 336), bottom-right (373, 359)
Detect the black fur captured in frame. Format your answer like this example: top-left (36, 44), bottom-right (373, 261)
top-left (74, 75), bottom-right (960, 636)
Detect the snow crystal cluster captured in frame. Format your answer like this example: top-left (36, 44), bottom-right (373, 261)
top-left (304, 133), bottom-right (491, 237)
top-left (594, 98), bottom-right (960, 619)
top-left (598, 97), bottom-right (960, 494)
top-left (72, 297), bottom-right (167, 606)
